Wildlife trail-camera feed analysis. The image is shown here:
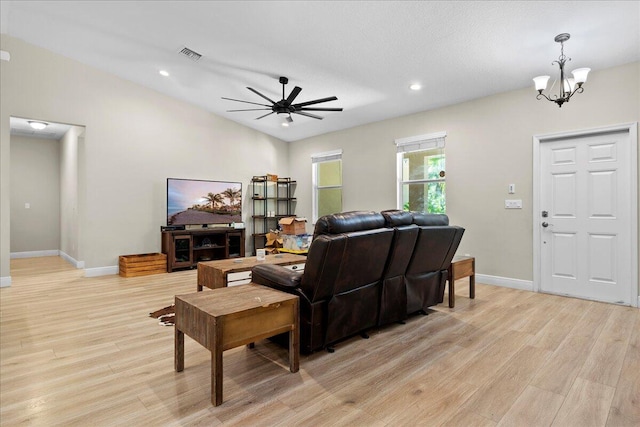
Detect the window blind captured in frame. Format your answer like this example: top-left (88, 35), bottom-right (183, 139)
top-left (395, 131), bottom-right (446, 153)
top-left (311, 149), bottom-right (342, 163)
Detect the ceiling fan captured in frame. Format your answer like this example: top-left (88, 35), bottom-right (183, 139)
top-left (222, 76), bottom-right (343, 123)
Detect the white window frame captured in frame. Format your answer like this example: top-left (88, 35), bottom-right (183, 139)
top-left (311, 149), bottom-right (343, 224)
top-left (395, 131), bottom-right (446, 211)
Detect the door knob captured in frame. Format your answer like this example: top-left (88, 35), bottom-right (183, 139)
top-left (542, 222), bottom-right (549, 228)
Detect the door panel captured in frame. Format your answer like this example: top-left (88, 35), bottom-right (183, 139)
top-left (540, 130), bottom-right (632, 304)
top-left (588, 170), bottom-right (616, 218)
top-left (552, 173), bottom-right (577, 216)
top-left (588, 233), bottom-right (616, 284)
top-left (551, 232), bottom-right (577, 278)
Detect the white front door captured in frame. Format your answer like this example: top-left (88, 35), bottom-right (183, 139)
top-left (538, 127), bottom-right (635, 305)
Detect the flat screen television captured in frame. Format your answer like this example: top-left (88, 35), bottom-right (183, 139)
top-left (167, 178), bottom-right (242, 227)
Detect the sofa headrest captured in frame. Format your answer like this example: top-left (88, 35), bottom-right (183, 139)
top-left (313, 211), bottom-right (385, 235)
top-left (381, 209), bottom-right (414, 227)
top-left (412, 212), bottom-right (449, 226)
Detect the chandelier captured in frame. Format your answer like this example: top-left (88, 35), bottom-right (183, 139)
top-left (533, 33), bottom-right (590, 108)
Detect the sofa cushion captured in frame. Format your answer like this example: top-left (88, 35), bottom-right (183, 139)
top-left (381, 209), bottom-right (414, 227)
top-left (412, 211), bottom-right (449, 226)
top-left (313, 211), bottom-right (385, 237)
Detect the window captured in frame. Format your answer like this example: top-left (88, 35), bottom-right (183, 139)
top-left (312, 150), bottom-right (342, 223)
top-left (396, 132), bottom-right (446, 213)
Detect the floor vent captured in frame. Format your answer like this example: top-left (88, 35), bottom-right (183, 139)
top-left (178, 46), bottom-right (202, 62)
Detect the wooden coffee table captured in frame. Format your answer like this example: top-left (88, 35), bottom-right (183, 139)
top-left (174, 284), bottom-right (299, 406)
top-left (197, 253), bottom-right (306, 291)
top-left (447, 255), bottom-right (476, 308)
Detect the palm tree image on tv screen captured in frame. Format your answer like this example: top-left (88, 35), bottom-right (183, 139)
top-left (167, 178), bottom-right (242, 226)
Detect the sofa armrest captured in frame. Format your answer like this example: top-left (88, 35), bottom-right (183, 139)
top-left (252, 264), bottom-right (303, 292)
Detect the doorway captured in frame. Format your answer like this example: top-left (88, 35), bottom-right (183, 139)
top-left (533, 123), bottom-right (638, 306)
top-left (8, 117), bottom-right (85, 273)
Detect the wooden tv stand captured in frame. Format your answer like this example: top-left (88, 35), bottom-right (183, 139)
top-left (161, 228), bottom-right (245, 272)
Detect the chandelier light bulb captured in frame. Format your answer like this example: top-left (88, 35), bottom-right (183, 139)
top-left (533, 76), bottom-right (550, 92)
top-left (572, 68), bottom-right (590, 85)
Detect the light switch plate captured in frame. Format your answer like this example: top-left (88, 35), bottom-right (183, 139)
top-left (505, 199), bottom-right (522, 209)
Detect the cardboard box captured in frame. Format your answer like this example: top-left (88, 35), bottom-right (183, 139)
top-left (266, 174), bottom-right (278, 182)
top-left (265, 231), bottom-right (283, 248)
top-left (282, 234), bottom-right (312, 252)
top-left (279, 217), bottom-right (307, 235)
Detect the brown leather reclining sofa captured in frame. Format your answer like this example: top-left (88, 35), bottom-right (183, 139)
top-left (251, 210), bottom-right (465, 354)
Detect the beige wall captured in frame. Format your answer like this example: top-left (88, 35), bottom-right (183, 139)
top-left (9, 135), bottom-right (61, 253)
top-left (59, 126), bottom-right (83, 262)
top-left (0, 35), bottom-right (289, 278)
top-left (290, 62), bottom-right (639, 285)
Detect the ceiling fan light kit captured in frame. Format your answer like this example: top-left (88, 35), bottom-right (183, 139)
top-left (281, 114), bottom-right (294, 127)
top-left (223, 76), bottom-right (343, 125)
top-left (533, 33), bottom-right (590, 108)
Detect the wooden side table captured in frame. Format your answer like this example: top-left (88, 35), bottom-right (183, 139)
top-left (197, 253), bottom-right (306, 291)
top-left (447, 256), bottom-right (475, 308)
top-left (175, 284), bottom-right (299, 406)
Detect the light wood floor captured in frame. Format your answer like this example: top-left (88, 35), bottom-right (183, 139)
top-left (1, 257), bottom-right (638, 426)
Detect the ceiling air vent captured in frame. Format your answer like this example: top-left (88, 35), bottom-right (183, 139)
top-left (178, 46), bottom-right (202, 62)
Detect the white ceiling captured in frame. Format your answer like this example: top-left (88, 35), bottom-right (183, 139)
top-left (2, 1), bottom-right (639, 143)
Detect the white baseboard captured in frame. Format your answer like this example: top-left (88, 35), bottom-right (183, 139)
top-left (478, 275), bottom-right (639, 309)
top-left (59, 251), bottom-right (85, 269)
top-left (0, 276), bottom-right (11, 288)
top-left (475, 274), bottom-right (534, 292)
top-left (10, 250), bottom-right (60, 259)
top-left (84, 266), bottom-right (118, 277)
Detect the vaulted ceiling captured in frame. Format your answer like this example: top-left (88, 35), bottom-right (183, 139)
top-left (2, 1), bottom-right (638, 142)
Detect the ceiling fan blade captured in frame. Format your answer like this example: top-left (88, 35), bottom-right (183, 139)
top-left (247, 87), bottom-right (276, 104)
top-left (293, 96), bottom-right (338, 108)
top-left (255, 112), bottom-right (275, 120)
top-left (293, 111), bottom-right (324, 120)
top-left (221, 97), bottom-right (271, 107)
top-left (226, 108), bottom-right (272, 112)
top-left (299, 107), bottom-right (343, 112)
top-left (285, 86), bottom-right (302, 105)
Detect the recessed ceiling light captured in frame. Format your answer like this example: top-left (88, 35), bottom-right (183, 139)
top-left (28, 121), bottom-right (48, 130)
top-left (159, 70), bottom-right (170, 77)
top-left (409, 83), bottom-right (422, 91)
